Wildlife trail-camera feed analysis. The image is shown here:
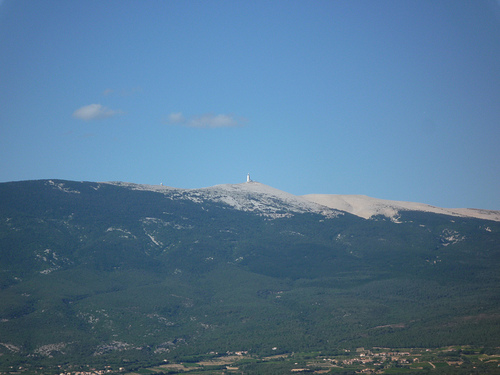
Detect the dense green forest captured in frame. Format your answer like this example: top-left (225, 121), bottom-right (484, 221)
top-left (0, 180), bottom-right (499, 373)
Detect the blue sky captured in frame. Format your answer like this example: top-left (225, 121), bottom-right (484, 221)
top-left (1, 0), bottom-right (499, 209)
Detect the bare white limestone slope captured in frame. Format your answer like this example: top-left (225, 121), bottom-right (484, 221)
top-left (198, 182), bottom-right (340, 218)
top-left (302, 194), bottom-right (500, 222)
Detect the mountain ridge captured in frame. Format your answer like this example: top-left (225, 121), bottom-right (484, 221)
top-left (103, 180), bottom-right (500, 222)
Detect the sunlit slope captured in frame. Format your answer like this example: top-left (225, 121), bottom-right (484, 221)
top-left (303, 193), bottom-right (500, 221)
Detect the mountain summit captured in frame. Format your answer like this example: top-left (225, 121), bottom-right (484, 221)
top-left (106, 180), bottom-right (341, 218)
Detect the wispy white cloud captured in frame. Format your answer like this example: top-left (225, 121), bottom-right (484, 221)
top-left (168, 112), bottom-right (186, 124)
top-left (166, 112), bottom-right (246, 128)
top-left (72, 104), bottom-right (122, 121)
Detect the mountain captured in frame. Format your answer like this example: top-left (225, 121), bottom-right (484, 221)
top-left (0, 179), bottom-right (499, 372)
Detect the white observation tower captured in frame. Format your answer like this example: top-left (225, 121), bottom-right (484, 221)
top-left (247, 173), bottom-right (251, 183)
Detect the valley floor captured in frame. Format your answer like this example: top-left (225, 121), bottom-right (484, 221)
top-left (123, 346), bottom-right (500, 375)
top-left (6, 346), bottom-right (499, 375)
